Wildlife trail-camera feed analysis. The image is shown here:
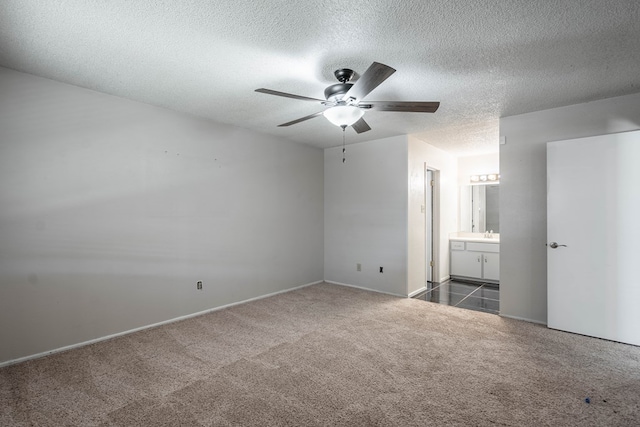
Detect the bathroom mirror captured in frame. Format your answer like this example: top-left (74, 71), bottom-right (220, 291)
top-left (459, 184), bottom-right (499, 233)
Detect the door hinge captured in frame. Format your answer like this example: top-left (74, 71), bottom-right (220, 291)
top-left (429, 261), bottom-right (434, 267)
top-left (430, 180), bottom-right (435, 187)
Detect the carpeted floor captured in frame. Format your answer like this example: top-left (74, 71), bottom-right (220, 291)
top-left (1, 282), bottom-right (639, 426)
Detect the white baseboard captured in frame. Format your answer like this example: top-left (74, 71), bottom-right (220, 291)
top-left (324, 280), bottom-right (406, 298)
top-left (408, 286), bottom-right (427, 298)
top-left (500, 313), bottom-right (547, 326)
top-left (0, 280), bottom-right (324, 368)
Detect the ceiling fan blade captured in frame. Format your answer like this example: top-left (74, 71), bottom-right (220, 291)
top-left (277, 111), bottom-right (324, 127)
top-left (255, 88), bottom-right (324, 102)
top-left (342, 62), bottom-right (396, 103)
top-left (351, 117), bottom-right (371, 134)
top-left (360, 101), bottom-right (440, 113)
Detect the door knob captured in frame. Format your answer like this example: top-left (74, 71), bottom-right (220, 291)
top-left (548, 242), bottom-right (567, 249)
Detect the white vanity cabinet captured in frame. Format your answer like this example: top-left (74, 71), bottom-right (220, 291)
top-left (481, 252), bottom-right (500, 281)
top-left (450, 240), bottom-right (499, 283)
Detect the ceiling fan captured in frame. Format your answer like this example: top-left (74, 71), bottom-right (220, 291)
top-left (255, 62), bottom-right (440, 133)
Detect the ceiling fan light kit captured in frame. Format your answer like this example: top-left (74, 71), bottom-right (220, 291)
top-left (323, 105), bottom-right (364, 127)
top-left (255, 61), bottom-right (440, 133)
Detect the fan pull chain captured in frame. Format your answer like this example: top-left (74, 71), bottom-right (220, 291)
top-left (341, 125), bottom-right (346, 163)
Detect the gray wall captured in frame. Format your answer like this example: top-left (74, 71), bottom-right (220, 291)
top-left (324, 135), bottom-right (458, 297)
top-left (499, 92), bottom-right (640, 324)
top-left (0, 68), bottom-right (324, 363)
top-left (324, 136), bottom-right (408, 296)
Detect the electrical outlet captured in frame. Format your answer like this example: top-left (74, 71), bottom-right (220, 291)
top-left (197, 281), bottom-right (203, 290)
top-left (357, 263), bottom-right (361, 272)
top-left (379, 267), bottom-right (383, 273)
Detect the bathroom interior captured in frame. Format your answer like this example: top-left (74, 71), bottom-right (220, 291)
top-left (414, 152), bottom-right (500, 315)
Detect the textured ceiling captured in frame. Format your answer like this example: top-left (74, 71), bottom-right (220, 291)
top-left (1, 1), bottom-right (640, 155)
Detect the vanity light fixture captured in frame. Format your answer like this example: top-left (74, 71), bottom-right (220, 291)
top-left (470, 173), bottom-right (500, 184)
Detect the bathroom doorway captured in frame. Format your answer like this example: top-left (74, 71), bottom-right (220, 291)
top-left (425, 167), bottom-right (439, 286)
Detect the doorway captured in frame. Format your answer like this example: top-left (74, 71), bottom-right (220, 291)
top-left (425, 167), bottom-right (438, 285)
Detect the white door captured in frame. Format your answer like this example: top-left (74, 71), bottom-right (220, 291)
top-left (547, 130), bottom-right (640, 345)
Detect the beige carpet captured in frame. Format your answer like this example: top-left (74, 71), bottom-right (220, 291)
top-left (1, 282), bottom-right (639, 426)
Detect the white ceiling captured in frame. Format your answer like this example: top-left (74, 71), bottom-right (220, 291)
top-left (1, 1), bottom-right (640, 155)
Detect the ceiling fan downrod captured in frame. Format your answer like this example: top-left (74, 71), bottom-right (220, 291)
top-left (334, 68), bottom-right (354, 83)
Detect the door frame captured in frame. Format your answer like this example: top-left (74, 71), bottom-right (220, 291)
top-left (425, 166), bottom-right (440, 284)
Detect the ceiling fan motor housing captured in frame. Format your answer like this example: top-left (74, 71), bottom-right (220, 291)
top-left (324, 68), bottom-right (356, 102)
top-left (324, 83), bottom-right (353, 102)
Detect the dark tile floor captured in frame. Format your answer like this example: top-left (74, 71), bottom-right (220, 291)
top-left (412, 280), bottom-right (499, 315)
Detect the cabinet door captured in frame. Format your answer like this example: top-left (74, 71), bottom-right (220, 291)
top-left (451, 250), bottom-right (482, 279)
top-left (482, 252), bottom-right (500, 281)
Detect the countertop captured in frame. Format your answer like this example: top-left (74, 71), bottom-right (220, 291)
top-left (449, 232), bottom-right (500, 244)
